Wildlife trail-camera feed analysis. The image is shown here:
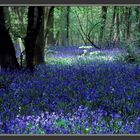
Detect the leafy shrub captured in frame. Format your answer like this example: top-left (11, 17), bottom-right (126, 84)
top-left (117, 41), bottom-right (140, 63)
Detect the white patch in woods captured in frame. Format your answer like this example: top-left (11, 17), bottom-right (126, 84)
top-left (17, 38), bottom-right (25, 53)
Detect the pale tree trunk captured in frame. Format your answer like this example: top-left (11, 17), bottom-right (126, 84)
top-left (120, 7), bottom-right (127, 41)
top-left (110, 6), bottom-right (116, 42)
top-left (116, 7), bottom-right (120, 42)
top-left (44, 7), bottom-right (55, 46)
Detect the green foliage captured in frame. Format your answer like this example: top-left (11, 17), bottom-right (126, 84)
top-left (27, 123), bottom-right (45, 134)
top-left (5, 6), bottom-right (140, 58)
top-left (124, 44), bottom-right (140, 63)
top-left (55, 119), bottom-right (68, 129)
top-left (6, 7), bottom-right (28, 42)
top-left (83, 127), bottom-right (92, 134)
top-left (115, 42), bottom-right (140, 63)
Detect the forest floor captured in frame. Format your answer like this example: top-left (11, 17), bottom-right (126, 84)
top-left (0, 46), bottom-right (140, 134)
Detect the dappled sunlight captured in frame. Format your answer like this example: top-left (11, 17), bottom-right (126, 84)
top-left (96, 55), bottom-right (114, 61)
top-left (45, 48), bottom-right (117, 66)
top-left (79, 46), bottom-right (94, 49)
top-left (46, 57), bottom-right (75, 65)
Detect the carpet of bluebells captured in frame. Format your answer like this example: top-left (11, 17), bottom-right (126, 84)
top-left (0, 45), bottom-right (140, 134)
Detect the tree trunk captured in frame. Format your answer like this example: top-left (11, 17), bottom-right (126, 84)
top-left (135, 6), bottom-right (140, 46)
top-left (34, 7), bottom-right (45, 65)
top-left (110, 6), bottom-right (116, 42)
top-left (66, 7), bottom-right (70, 46)
top-left (135, 6), bottom-right (140, 31)
top-left (60, 7), bottom-right (70, 46)
top-left (0, 7), bottom-right (19, 70)
top-left (116, 7), bottom-right (120, 42)
top-left (99, 6), bottom-right (108, 43)
top-left (125, 7), bottom-right (131, 40)
top-left (25, 7), bottom-right (44, 71)
top-left (47, 7), bottom-right (55, 46)
top-left (135, 6), bottom-right (139, 34)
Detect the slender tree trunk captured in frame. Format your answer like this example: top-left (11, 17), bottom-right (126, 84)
top-left (0, 7), bottom-right (19, 70)
top-left (125, 7), bottom-right (131, 40)
top-left (135, 6), bottom-right (140, 46)
top-left (54, 31), bottom-right (59, 46)
top-left (135, 6), bottom-right (139, 35)
top-left (70, 29), bottom-right (73, 46)
top-left (47, 7), bottom-right (55, 46)
top-left (116, 7), bottom-right (120, 42)
top-left (135, 6), bottom-right (140, 31)
top-left (110, 6), bottom-right (116, 42)
top-left (60, 7), bottom-right (70, 46)
top-left (66, 7), bottom-right (70, 46)
top-left (99, 6), bottom-right (108, 43)
top-left (120, 7), bottom-right (126, 41)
